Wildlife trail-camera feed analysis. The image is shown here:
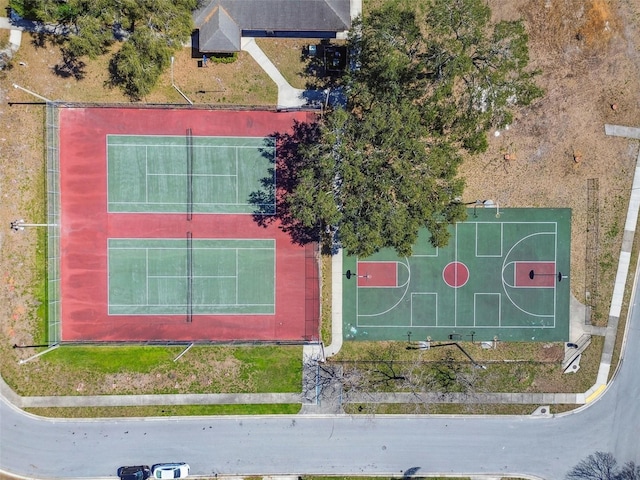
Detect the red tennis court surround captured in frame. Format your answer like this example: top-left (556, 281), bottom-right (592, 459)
top-left (516, 261), bottom-right (557, 287)
top-left (442, 261), bottom-right (469, 288)
top-left (356, 262), bottom-right (398, 287)
top-left (59, 107), bottom-right (318, 342)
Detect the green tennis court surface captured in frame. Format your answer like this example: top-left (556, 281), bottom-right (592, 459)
top-left (342, 208), bottom-right (571, 342)
top-left (107, 135), bottom-right (275, 214)
top-left (108, 238), bottom-right (275, 315)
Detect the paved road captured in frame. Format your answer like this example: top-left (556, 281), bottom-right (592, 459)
top-left (1, 279), bottom-right (639, 480)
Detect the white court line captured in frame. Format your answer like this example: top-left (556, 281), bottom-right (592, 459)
top-left (454, 223), bottom-right (458, 326)
top-left (110, 246), bottom-right (273, 250)
top-left (473, 293), bottom-right (502, 328)
top-left (108, 240), bottom-right (275, 315)
top-left (147, 173), bottom-right (238, 177)
top-left (108, 201), bottom-right (265, 206)
top-left (410, 292), bottom-right (437, 328)
top-left (235, 248), bottom-right (239, 305)
top-left (146, 248), bottom-right (149, 305)
top-left (149, 275), bottom-right (237, 279)
top-left (145, 146), bottom-right (148, 203)
top-left (412, 246), bottom-right (438, 257)
top-left (554, 220), bottom-right (558, 323)
top-left (109, 303), bottom-right (273, 308)
top-left (357, 258), bottom-right (411, 321)
top-left (474, 222), bottom-right (504, 257)
top-left (107, 133), bottom-right (272, 141)
top-left (500, 229), bottom-right (558, 320)
top-left (235, 147), bottom-right (239, 205)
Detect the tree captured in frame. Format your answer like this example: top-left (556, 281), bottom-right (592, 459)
top-left (617, 462), bottom-right (640, 480)
top-left (566, 452), bottom-right (627, 480)
top-left (420, 0), bottom-right (544, 153)
top-left (301, 343), bottom-right (482, 414)
top-left (10, 0), bottom-right (197, 99)
top-left (109, 27), bottom-right (172, 100)
top-left (65, 14), bottom-right (114, 59)
top-left (288, 98), bottom-right (465, 257)
top-left (286, 0), bottom-right (540, 257)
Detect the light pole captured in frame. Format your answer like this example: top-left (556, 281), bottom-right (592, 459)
top-left (10, 219), bottom-right (57, 231)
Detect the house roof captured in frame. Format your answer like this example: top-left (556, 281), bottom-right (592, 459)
top-left (199, 6), bottom-right (242, 52)
top-left (194, 0), bottom-right (352, 52)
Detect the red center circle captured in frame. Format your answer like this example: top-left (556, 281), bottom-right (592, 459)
top-left (443, 261), bottom-right (469, 288)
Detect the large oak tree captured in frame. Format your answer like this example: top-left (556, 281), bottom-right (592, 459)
top-left (10, 0), bottom-right (197, 99)
top-left (287, 0), bottom-right (543, 257)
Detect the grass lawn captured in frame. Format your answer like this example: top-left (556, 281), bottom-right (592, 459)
top-left (332, 336), bottom-right (602, 395)
top-left (26, 404), bottom-right (302, 418)
top-left (8, 345), bottom-right (302, 396)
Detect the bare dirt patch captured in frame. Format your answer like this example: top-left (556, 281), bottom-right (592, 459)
top-left (463, 0), bottom-right (640, 325)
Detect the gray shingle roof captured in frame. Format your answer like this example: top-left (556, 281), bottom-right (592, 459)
top-left (199, 6), bottom-right (241, 52)
top-left (194, 0), bottom-right (351, 52)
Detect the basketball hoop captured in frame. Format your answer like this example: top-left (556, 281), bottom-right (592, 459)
top-left (344, 269), bottom-right (371, 279)
top-left (529, 270), bottom-right (567, 282)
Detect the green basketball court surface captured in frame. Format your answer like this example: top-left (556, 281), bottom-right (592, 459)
top-left (342, 208), bottom-right (571, 342)
top-left (107, 135), bottom-right (275, 214)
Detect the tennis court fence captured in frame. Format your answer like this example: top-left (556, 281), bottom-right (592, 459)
top-left (304, 242), bottom-right (321, 342)
top-left (46, 102), bottom-right (61, 345)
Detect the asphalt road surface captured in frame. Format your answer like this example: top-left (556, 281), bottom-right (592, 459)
top-left (2, 286), bottom-right (639, 479)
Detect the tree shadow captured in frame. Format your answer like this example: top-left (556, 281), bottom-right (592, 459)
top-left (249, 120), bottom-right (322, 246)
top-left (302, 42), bottom-right (346, 92)
top-left (53, 50), bottom-right (86, 80)
top-left (30, 30), bottom-right (66, 50)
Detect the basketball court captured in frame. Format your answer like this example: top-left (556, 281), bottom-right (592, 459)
top-left (52, 106), bottom-right (319, 343)
top-left (342, 208), bottom-right (571, 342)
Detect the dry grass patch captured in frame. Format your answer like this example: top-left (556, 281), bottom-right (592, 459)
top-left (469, 0), bottom-right (640, 327)
top-left (332, 337), bottom-right (601, 394)
top-left (25, 404), bottom-right (302, 418)
top-left (345, 403), bottom-right (579, 415)
top-left (255, 38), bottom-right (315, 90)
top-left (4, 34), bottom-right (277, 105)
top-left (321, 254), bottom-right (333, 346)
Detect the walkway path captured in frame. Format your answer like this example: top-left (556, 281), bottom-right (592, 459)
top-left (585, 124), bottom-right (640, 401)
top-left (241, 38), bottom-right (307, 110)
top-left (0, 16), bottom-right (22, 64)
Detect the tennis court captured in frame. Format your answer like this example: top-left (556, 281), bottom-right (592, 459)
top-left (107, 135), bottom-right (275, 214)
top-left (108, 238), bottom-right (275, 315)
top-left (342, 208), bottom-right (571, 342)
top-left (55, 107), bottom-right (319, 343)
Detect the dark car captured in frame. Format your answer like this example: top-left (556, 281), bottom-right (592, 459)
top-left (117, 465), bottom-right (151, 480)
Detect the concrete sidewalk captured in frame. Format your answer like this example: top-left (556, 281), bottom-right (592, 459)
top-left (0, 374), bottom-right (580, 411)
top-left (0, 16), bottom-right (23, 58)
top-left (241, 38), bottom-right (306, 110)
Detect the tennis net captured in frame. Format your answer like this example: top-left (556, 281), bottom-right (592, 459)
top-left (186, 128), bottom-right (193, 221)
top-left (186, 231), bottom-right (193, 322)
